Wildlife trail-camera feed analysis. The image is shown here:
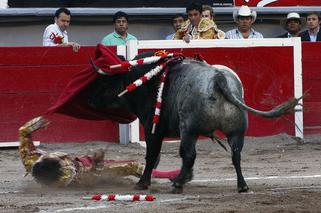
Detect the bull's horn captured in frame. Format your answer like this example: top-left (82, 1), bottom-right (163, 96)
top-left (90, 58), bottom-right (108, 76)
top-left (118, 89), bottom-right (128, 97)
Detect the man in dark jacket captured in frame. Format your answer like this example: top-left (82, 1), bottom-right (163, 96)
top-left (300, 12), bottom-right (321, 42)
top-left (278, 12), bottom-right (305, 38)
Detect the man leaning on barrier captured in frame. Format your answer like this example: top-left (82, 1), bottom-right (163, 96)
top-left (43, 8), bottom-right (80, 52)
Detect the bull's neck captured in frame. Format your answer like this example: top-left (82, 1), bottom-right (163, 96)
top-left (122, 65), bottom-right (159, 125)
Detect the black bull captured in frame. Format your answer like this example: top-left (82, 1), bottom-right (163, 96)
top-left (90, 52), bottom-right (300, 193)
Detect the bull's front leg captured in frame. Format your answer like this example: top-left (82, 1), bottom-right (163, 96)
top-left (135, 133), bottom-right (163, 190)
top-left (171, 132), bottom-right (198, 194)
top-left (227, 134), bottom-right (249, 193)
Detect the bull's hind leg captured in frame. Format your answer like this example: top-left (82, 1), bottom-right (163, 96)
top-left (135, 133), bottom-right (163, 190)
top-left (171, 132), bottom-right (198, 194)
top-left (227, 134), bottom-right (249, 193)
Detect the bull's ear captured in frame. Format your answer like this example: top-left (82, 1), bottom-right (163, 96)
top-left (117, 55), bottom-right (126, 61)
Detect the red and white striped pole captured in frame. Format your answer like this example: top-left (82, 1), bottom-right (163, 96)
top-left (118, 62), bottom-right (167, 97)
top-left (83, 194), bottom-right (155, 201)
top-left (152, 70), bottom-right (168, 134)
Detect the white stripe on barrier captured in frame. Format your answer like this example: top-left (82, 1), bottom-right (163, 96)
top-left (293, 37), bottom-right (304, 138)
top-left (0, 141), bottom-right (40, 148)
top-left (127, 40), bottom-right (140, 144)
top-left (137, 38), bottom-right (301, 49)
top-left (117, 45), bottom-right (131, 145)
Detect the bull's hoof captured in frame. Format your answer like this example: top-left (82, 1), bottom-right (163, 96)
top-left (134, 182), bottom-right (149, 190)
top-left (169, 170), bottom-right (193, 183)
top-left (238, 185), bottom-right (249, 193)
top-left (171, 185), bottom-right (183, 194)
top-left (186, 170), bottom-right (194, 183)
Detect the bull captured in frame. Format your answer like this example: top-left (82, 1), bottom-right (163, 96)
top-left (90, 52), bottom-right (300, 193)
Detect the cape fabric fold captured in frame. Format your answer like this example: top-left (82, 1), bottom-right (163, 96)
top-left (46, 44), bottom-right (137, 124)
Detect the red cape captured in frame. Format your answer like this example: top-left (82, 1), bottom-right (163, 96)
top-left (46, 44), bottom-right (137, 124)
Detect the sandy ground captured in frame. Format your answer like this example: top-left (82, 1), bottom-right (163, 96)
top-left (1, 133), bottom-right (321, 213)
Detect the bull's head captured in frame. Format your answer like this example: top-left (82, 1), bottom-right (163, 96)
top-left (88, 51), bottom-right (156, 111)
top-left (88, 65), bottom-right (126, 110)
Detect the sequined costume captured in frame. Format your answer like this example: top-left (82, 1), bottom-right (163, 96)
top-left (19, 117), bottom-right (144, 187)
top-left (174, 18), bottom-right (225, 40)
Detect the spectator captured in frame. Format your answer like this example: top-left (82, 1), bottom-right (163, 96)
top-left (165, 14), bottom-right (185, 40)
top-left (225, 5), bottom-right (263, 39)
top-left (43, 8), bottom-right (80, 52)
top-left (202, 5), bottom-right (225, 39)
top-left (300, 12), bottom-right (321, 42)
top-left (101, 11), bottom-right (137, 46)
top-left (174, 2), bottom-right (222, 42)
top-left (202, 5), bottom-right (214, 20)
top-left (278, 12), bottom-right (305, 38)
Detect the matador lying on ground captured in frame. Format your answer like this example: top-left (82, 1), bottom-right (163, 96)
top-left (19, 117), bottom-right (180, 187)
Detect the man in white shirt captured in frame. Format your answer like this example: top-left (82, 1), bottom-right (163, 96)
top-left (225, 5), bottom-right (263, 39)
top-left (43, 8), bottom-right (80, 52)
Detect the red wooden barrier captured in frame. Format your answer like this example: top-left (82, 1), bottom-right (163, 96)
top-left (234, 0), bottom-right (321, 7)
top-left (0, 46), bottom-right (119, 143)
top-left (139, 47), bottom-right (295, 137)
top-left (302, 42), bottom-right (321, 135)
top-left (0, 43), bottom-right (320, 144)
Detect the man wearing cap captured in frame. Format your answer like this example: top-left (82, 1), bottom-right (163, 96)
top-left (225, 5), bottom-right (263, 39)
top-left (278, 12), bottom-right (305, 38)
top-left (300, 12), bottom-right (321, 42)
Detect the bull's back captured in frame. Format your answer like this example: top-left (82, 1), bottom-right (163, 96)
top-left (163, 59), bottom-right (246, 136)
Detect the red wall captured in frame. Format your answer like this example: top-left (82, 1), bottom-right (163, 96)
top-left (0, 43), bottom-right (320, 143)
top-left (302, 42), bottom-right (321, 134)
top-left (139, 47), bottom-right (295, 137)
top-left (234, 0), bottom-right (321, 7)
top-left (0, 46), bottom-right (120, 143)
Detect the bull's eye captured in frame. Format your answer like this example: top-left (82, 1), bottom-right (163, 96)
top-left (208, 96), bottom-right (216, 101)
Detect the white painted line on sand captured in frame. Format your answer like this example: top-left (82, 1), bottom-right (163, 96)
top-left (0, 190), bottom-right (20, 194)
top-left (269, 185), bottom-right (321, 191)
top-left (39, 174), bottom-right (321, 212)
top-left (191, 174), bottom-right (321, 183)
top-left (51, 205), bottom-right (110, 212)
top-left (50, 197), bottom-right (188, 212)
top-left (159, 197), bottom-right (188, 203)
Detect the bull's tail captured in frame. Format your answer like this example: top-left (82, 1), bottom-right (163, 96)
top-left (215, 72), bottom-right (302, 118)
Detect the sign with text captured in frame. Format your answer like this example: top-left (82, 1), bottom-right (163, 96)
top-left (8, 0), bottom-right (234, 8)
top-left (234, 0), bottom-right (321, 7)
